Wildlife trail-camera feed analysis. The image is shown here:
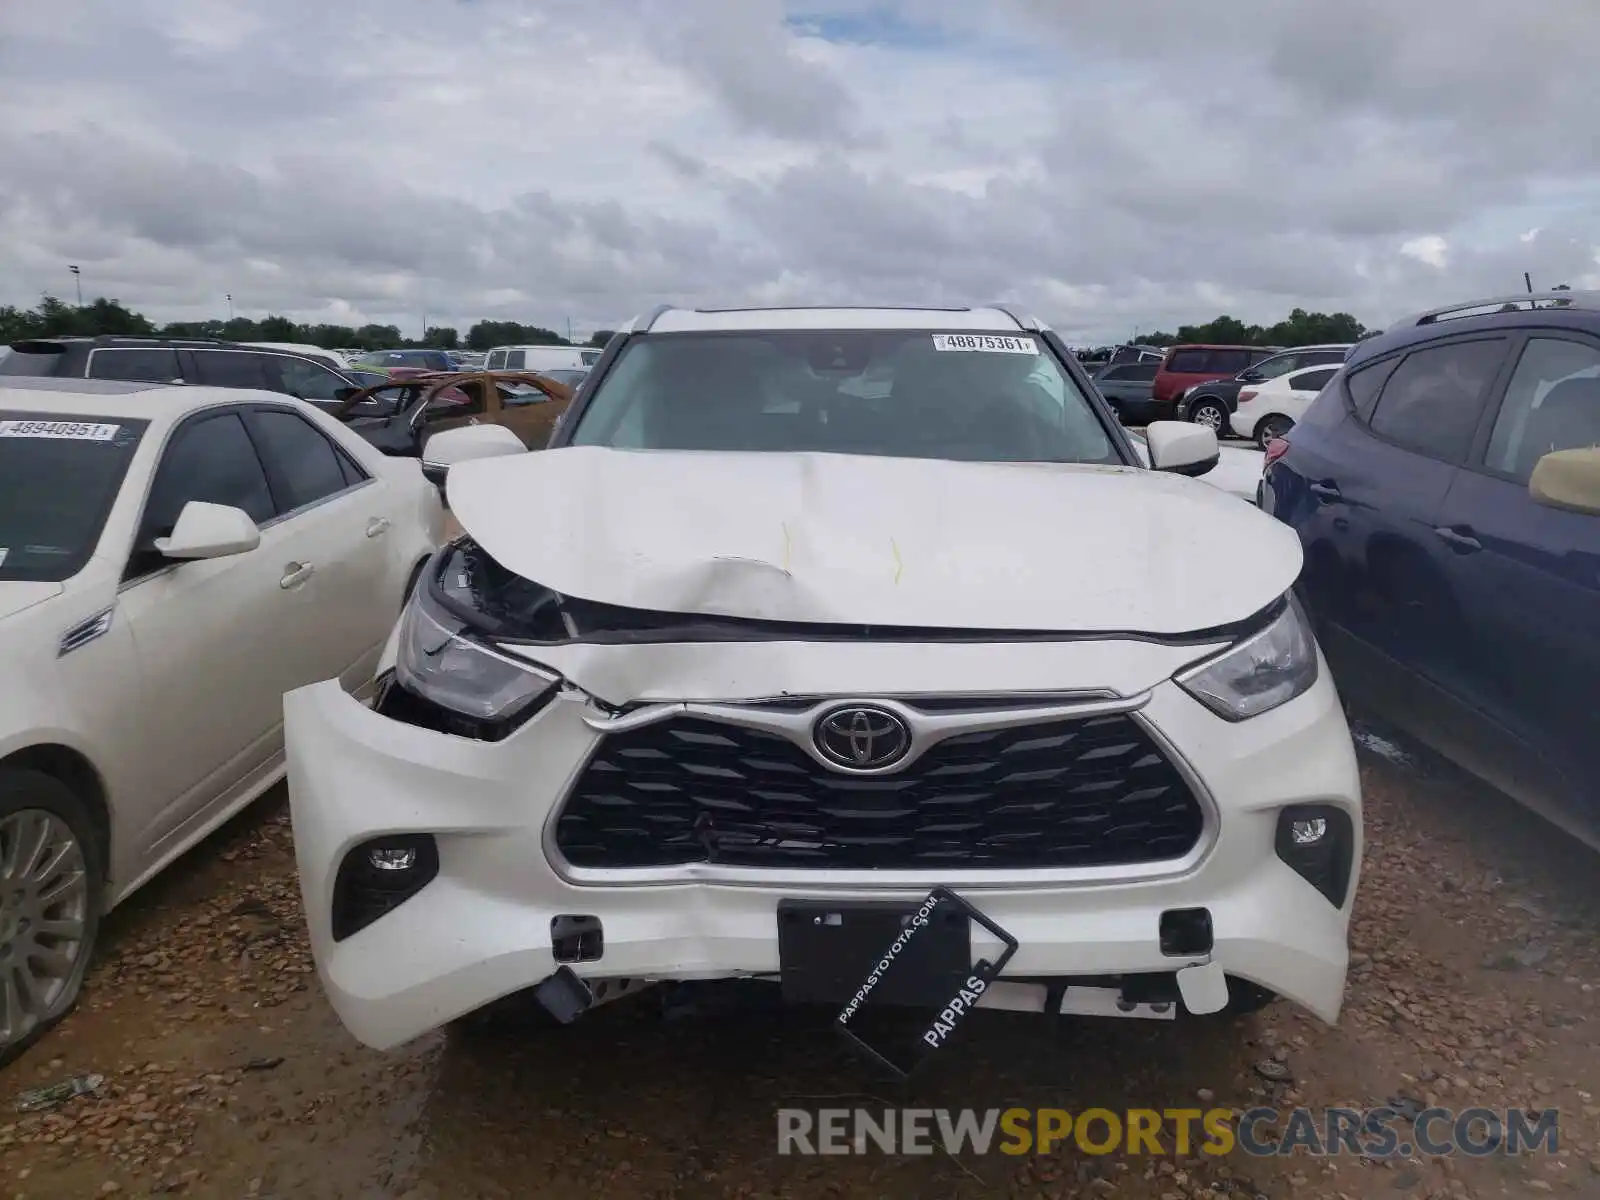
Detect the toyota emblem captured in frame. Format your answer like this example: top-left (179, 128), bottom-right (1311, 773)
top-left (813, 705), bottom-right (912, 771)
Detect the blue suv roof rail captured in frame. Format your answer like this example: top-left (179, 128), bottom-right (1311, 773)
top-left (1393, 290), bottom-right (1600, 330)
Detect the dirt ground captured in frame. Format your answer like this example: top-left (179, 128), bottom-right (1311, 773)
top-left (3, 722), bottom-right (1598, 1199)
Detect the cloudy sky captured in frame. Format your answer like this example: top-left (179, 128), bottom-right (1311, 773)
top-left (2, 0), bottom-right (1597, 343)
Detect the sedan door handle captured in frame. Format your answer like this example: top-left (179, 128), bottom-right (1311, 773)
top-left (280, 562), bottom-right (315, 589)
top-left (366, 517), bottom-right (391, 538)
top-left (1433, 526), bottom-right (1482, 553)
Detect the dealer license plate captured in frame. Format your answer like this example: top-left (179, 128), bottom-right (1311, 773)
top-left (776, 887), bottom-right (1019, 1077)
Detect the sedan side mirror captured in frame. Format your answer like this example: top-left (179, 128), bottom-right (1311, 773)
top-left (1529, 446), bottom-right (1600, 516)
top-left (420, 423), bottom-right (528, 487)
top-left (1144, 420), bottom-right (1219, 477)
top-left (1237, 369), bottom-right (1264, 383)
top-left (153, 501), bottom-right (261, 560)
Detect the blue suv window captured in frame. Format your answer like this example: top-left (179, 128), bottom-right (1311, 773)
top-left (1364, 338), bottom-right (1507, 462)
top-left (1345, 358), bottom-right (1399, 422)
top-left (1485, 337), bottom-right (1600, 482)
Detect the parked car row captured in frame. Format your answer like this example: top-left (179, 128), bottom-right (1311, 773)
top-left (1177, 344), bottom-right (1352, 432)
top-left (9, 291), bottom-right (1593, 1080)
top-left (4, 304), bottom-right (1354, 1068)
top-left (1091, 343), bottom-right (1281, 425)
top-left (0, 335), bottom-right (587, 461)
top-left (1088, 341), bottom-right (1356, 439)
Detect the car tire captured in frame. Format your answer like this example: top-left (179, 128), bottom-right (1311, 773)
top-left (1256, 415), bottom-right (1293, 449)
top-left (1188, 398), bottom-right (1228, 434)
top-left (0, 769), bottom-right (104, 1069)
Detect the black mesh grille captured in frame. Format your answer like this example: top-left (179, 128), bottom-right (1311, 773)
top-left (554, 712), bottom-right (1206, 871)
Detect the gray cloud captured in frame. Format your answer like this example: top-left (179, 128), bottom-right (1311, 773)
top-left (0, 0), bottom-right (1596, 341)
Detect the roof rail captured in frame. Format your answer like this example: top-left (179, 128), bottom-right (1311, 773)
top-left (634, 304), bottom-right (674, 334)
top-left (1392, 290), bottom-right (1600, 330)
top-left (984, 303), bottom-right (1043, 332)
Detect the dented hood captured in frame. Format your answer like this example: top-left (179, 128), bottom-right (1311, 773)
top-left (446, 447), bottom-right (1302, 635)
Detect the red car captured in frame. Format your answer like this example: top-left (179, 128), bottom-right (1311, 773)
top-left (1141, 344), bottom-right (1280, 423)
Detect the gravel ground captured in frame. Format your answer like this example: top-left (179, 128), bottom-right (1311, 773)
top-left (2, 724), bottom-right (1598, 1199)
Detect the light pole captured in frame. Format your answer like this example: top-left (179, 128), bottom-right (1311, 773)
top-left (226, 293), bottom-right (234, 321)
top-left (68, 265), bottom-right (82, 307)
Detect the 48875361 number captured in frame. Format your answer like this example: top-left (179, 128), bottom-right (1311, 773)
top-left (930, 334), bottom-right (1038, 355)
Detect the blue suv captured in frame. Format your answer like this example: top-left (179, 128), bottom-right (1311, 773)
top-left (1260, 291), bottom-right (1600, 846)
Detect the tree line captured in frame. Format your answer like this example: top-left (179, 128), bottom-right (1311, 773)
top-left (0, 295), bottom-right (616, 353)
top-left (1, 292), bottom-right (1367, 357)
top-left (1130, 308), bottom-right (1371, 350)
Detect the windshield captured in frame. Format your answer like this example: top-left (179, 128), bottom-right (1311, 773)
top-left (0, 412), bottom-right (148, 581)
top-left (567, 331), bottom-right (1118, 464)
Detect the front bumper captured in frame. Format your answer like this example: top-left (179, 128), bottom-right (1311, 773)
top-left (285, 655), bottom-right (1361, 1051)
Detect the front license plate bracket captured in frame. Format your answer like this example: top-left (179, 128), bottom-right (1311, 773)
top-left (781, 887), bottom-right (1020, 1078)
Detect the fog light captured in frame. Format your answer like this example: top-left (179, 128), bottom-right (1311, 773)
top-left (369, 845), bottom-right (418, 872)
top-left (1289, 817), bottom-right (1328, 847)
top-left (332, 834), bottom-right (440, 941)
top-left (1274, 805), bottom-right (1354, 908)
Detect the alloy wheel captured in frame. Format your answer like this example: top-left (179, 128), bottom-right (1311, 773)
top-left (1192, 403), bottom-right (1224, 431)
top-left (1258, 417), bottom-right (1292, 450)
top-left (0, 810), bottom-right (91, 1047)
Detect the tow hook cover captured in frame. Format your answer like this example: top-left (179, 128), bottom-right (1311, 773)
top-left (1175, 961), bottom-right (1229, 1015)
top-left (533, 965), bottom-right (594, 1024)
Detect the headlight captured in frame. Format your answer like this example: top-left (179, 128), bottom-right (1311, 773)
top-left (1175, 598), bottom-right (1318, 720)
top-left (394, 582), bottom-right (559, 725)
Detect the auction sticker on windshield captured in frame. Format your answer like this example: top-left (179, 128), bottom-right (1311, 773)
top-left (931, 334), bottom-right (1038, 354)
top-left (0, 420), bottom-right (121, 441)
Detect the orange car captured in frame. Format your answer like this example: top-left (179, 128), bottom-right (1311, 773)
top-left (332, 370), bottom-right (575, 457)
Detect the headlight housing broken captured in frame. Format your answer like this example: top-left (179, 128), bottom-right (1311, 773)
top-left (392, 578), bottom-right (559, 732)
top-left (1175, 597), bottom-right (1319, 721)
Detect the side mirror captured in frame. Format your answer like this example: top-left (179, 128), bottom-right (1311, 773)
top-left (1144, 420), bottom-right (1219, 477)
top-left (1237, 370), bottom-right (1264, 383)
top-left (153, 501), bottom-right (261, 560)
top-left (1529, 446), bottom-right (1600, 516)
top-left (420, 423), bottom-right (528, 487)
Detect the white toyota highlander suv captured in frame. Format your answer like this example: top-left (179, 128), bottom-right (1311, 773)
top-left (285, 306), bottom-right (1361, 1068)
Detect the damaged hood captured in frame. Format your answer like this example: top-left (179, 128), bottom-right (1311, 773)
top-left (446, 447), bottom-right (1302, 636)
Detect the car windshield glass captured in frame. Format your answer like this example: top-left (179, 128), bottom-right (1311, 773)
top-left (0, 412), bottom-right (148, 581)
top-left (568, 331), bottom-right (1119, 464)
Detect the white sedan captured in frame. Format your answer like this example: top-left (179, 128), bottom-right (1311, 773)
top-left (1229, 364), bottom-right (1344, 448)
top-left (0, 379), bottom-right (442, 1063)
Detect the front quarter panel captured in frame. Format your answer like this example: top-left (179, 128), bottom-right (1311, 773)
top-left (0, 577), bottom-right (144, 896)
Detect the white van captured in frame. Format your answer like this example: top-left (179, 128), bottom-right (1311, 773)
top-left (484, 344), bottom-right (601, 372)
